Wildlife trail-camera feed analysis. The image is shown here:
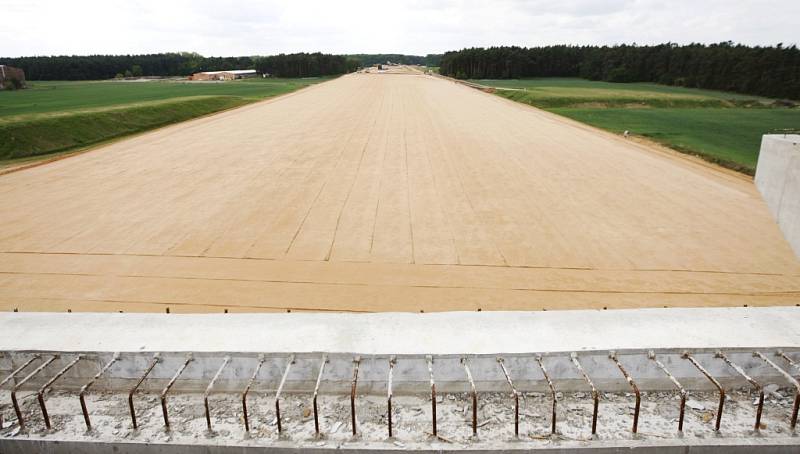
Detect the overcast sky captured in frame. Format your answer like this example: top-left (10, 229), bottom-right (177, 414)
top-left (3, 0), bottom-right (799, 57)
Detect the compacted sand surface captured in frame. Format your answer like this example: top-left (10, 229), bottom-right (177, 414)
top-left (0, 68), bottom-right (798, 312)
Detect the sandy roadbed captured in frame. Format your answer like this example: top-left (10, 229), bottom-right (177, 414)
top-left (0, 69), bottom-right (797, 312)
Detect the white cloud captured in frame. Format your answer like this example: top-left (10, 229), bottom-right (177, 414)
top-left (1, 0), bottom-right (798, 57)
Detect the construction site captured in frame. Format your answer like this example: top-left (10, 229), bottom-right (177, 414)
top-left (1, 66), bottom-right (799, 453)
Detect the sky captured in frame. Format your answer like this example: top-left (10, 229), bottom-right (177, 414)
top-left (2, 0), bottom-right (799, 57)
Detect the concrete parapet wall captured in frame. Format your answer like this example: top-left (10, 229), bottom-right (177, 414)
top-left (3, 308), bottom-right (800, 355)
top-left (756, 134), bottom-right (800, 257)
top-left (3, 309), bottom-right (800, 451)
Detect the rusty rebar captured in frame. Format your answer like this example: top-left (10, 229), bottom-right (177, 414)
top-left (682, 352), bottom-right (724, 431)
top-left (275, 354), bottom-right (295, 434)
top-left (648, 351), bottom-right (686, 432)
top-left (0, 355), bottom-right (41, 388)
top-left (129, 353), bottom-right (161, 430)
top-left (497, 357), bottom-right (520, 437)
top-left (570, 352), bottom-right (599, 435)
top-left (312, 354), bottom-right (328, 436)
top-left (38, 355), bottom-right (83, 430)
top-left (350, 356), bottom-right (360, 437)
top-left (204, 356), bottom-right (230, 431)
top-left (716, 350), bottom-right (762, 431)
top-left (11, 355), bottom-right (57, 432)
top-left (11, 349), bottom-right (798, 439)
top-left (775, 351), bottom-right (800, 430)
top-left (388, 356), bottom-right (396, 438)
top-left (0, 354), bottom-right (41, 429)
top-left (535, 355), bottom-right (558, 435)
top-left (609, 352), bottom-right (640, 434)
top-left (426, 355), bottom-right (437, 437)
top-left (79, 353), bottom-right (120, 431)
top-left (242, 354), bottom-right (265, 433)
top-left (755, 352), bottom-right (800, 430)
top-left (161, 354), bottom-right (193, 431)
top-left (777, 350), bottom-right (799, 373)
top-left (461, 357), bottom-right (478, 437)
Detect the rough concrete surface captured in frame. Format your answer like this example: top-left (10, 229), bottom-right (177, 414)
top-left (756, 134), bottom-right (800, 258)
top-left (0, 68), bottom-right (798, 313)
top-left (2, 389), bottom-right (800, 453)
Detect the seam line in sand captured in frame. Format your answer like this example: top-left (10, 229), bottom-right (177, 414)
top-left (2, 271), bottom-right (798, 296)
top-left (1, 250), bottom-right (797, 277)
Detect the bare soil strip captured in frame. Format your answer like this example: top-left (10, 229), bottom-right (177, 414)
top-left (0, 68), bottom-right (797, 312)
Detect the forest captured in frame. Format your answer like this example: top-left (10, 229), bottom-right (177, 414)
top-left (1, 52), bottom-right (354, 80)
top-left (1, 53), bottom-right (255, 80)
top-left (438, 43), bottom-right (800, 100)
top-left (9, 43), bottom-right (797, 99)
top-left (1, 52), bottom-right (442, 81)
top-left (348, 54), bottom-right (442, 67)
top-left (254, 53), bottom-right (357, 78)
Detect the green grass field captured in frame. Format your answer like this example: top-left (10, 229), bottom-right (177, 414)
top-left (0, 78), bottom-right (329, 163)
top-left (472, 78), bottom-right (800, 173)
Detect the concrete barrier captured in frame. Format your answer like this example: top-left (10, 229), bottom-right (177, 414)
top-left (755, 134), bottom-right (800, 258)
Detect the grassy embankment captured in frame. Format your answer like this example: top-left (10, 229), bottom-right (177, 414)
top-left (0, 78), bottom-right (329, 167)
top-left (471, 78), bottom-right (800, 174)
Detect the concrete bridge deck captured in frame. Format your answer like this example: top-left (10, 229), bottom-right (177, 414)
top-left (2, 308), bottom-right (800, 452)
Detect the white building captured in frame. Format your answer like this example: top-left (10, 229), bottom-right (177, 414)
top-left (189, 69), bottom-right (258, 81)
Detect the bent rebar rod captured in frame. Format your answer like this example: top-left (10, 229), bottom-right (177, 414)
top-left (312, 354), bottom-right (328, 436)
top-left (204, 356), bottom-right (230, 431)
top-left (79, 353), bottom-right (120, 431)
top-left (648, 351), bottom-right (686, 432)
top-left (755, 352), bottom-right (800, 430)
top-left (242, 354), bottom-right (265, 433)
top-left (161, 353), bottom-right (194, 431)
top-left (497, 357), bottom-right (520, 437)
top-left (609, 351), bottom-right (640, 434)
top-left (39, 355), bottom-right (83, 430)
top-left (536, 355), bottom-right (558, 435)
top-left (275, 354), bottom-right (296, 434)
top-left (351, 356), bottom-right (361, 437)
top-left (461, 357), bottom-right (478, 437)
top-left (426, 355), bottom-right (437, 437)
top-left (0, 354), bottom-right (40, 429)
top-left (716, 350), bottom-right (763, 431)
top-left (11, 355), bottom-right (57, 432)
top-left (129, 353), bottom-right (161, 430)
top-left (777, 350), bottom-right (800, 373)
top-left (388, 356), bottom-right (396, 438)
top-left (0, 355), bottom-right (40, 388)
top-left (570, 352), bottom-right (599, 435)
top-left (682, 352), bottom-right (724, 431)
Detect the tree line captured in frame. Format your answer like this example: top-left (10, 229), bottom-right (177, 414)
top-left (254, 53), bottom-right (358, 78)
top-left (1, 53), bottom-right (255, 81)
top-left (348, 54), bottom-right (442, 67)
top-left (0, 52), bottom-right (443, 81)
top-left (439, 43), bottom-right (800, 100)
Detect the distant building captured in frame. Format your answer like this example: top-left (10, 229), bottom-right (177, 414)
top-left (0, 65), bottom-right (26, 89)
top-left (189, 69), bottom-right (258, 81)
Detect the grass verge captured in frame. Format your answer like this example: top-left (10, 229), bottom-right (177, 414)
top-left (0, 78), bottom-right (329, 164)
top-left (549, 108), bottom-right (800, 173)
top-left (474, 78), bottom-right (799, 173)
top-left (0, 96), bottom-right (249, 160)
